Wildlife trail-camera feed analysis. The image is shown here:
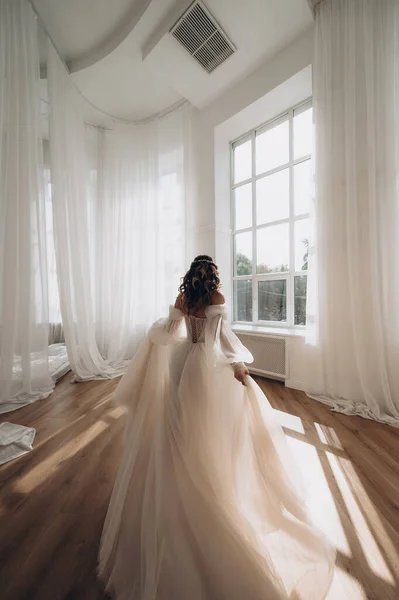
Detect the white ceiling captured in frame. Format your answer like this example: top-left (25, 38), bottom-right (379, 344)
top-left (34, 0), bottom-right (313, 123)
top-left (144, 0), bottom-right (313, 109)
top-left (71, 0), bottom-right (183, 124)
top-left (32, 0), bottom-right (152, 71)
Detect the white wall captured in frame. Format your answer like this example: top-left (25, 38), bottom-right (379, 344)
top-left (214, 66), bottom-right (312, 310)
top-left (189, 26), bottom-right (314, 389)
top-left (190, 25), bottom-right (314, 263)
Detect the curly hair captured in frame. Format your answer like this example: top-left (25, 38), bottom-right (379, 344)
top-left (179, 255), bottom-right (221, 312)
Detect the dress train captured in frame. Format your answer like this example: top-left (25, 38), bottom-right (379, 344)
top-left (98, 305), bottom-right (335, 600)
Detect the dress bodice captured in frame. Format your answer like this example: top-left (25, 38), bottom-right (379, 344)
top-left (184, 315), bottom-right (207, 343)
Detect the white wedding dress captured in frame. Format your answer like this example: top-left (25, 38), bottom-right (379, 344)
top-left (99, 304), bottom-right (335, 600)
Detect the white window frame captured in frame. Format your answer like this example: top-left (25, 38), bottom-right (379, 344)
top-left (230, 99), bottom-right (312, 328)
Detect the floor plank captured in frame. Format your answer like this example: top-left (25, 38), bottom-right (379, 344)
top-left (0, 375), bottom-right (398, 600)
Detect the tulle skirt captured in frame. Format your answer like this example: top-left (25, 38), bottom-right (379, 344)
top-left (98, 337), bottom-right (335, 600)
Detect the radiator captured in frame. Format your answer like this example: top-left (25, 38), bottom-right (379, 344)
top-left (236, 333), bottom-right (287, 380)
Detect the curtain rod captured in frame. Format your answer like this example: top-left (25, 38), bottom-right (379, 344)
top-left (41, 85), bottom-right (188, 132)
top-left (40, 97), bottom-right (113, 131)
top-left (71, 86), bottom-right (188, 126)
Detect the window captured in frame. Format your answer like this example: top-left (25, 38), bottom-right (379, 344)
top-left (231, 100), bottom-right (312, 327)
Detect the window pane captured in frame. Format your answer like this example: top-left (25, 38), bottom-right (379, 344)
top-left (233, 139), bottom-right (252, 184)
top-left (256, 169), bottom-right (289, 225)
top-left (258, 280), bottom-right (287, 322)
top-left (256, 120), bottom-right (289, 175)
top-left (234, 183), bottom-right (252, 230)
top-left (294, 159), bottom-right (311, 216)
top-left (257, 223), bottom-right (289, 273)
top-left (294, 275), bottom-right (307, 325)
top-left (295, 218), bottom-right (310, 271)
top-left (235, 232), bottom-right (252, 275)
top-left (235, 280), bottom-right (253, 322)
top-left (294, 107), bottom-right (313, 159)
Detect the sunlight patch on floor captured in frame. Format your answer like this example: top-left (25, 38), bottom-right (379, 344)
top-left (314, 422), bottom-right (344, 451)
top-left (326, 568), bottom-right (368, 600)
top-left (308, 479), bottom-right (351, 556)
top-left (338, 455), bottom-right (399, 579)
top-left (274, 410), bottom-right (305, 434)
top-left (14, 419), bottom-right (110, 494)
top-left (104, 406), bottom-right (125, 420)
top-left (284, 429), bottom-right (351, 555)
top-left (286, 432), bottom-right (326, 487)
top-left (326, 451), bottom-right (396, 585)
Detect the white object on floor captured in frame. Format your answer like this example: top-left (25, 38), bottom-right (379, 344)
top-left (0, 343), bottom-right (70, 415)
top-left (48, 343), bottom-right (71, 383)
top-left (0, 422), bottom-right (36, 466)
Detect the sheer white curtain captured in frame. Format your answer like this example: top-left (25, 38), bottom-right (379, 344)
top-left (43, 166), bottom-right (62, 327)
top-left (304, 0), bottom-right (399, 426)
top-left (48, 43), bottom-right (190, 380)
top-left (0, 0), bottom-right (54, 413)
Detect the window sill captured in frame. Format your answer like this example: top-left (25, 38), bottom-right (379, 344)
top-left (232, 323), bottom-right (307, 338)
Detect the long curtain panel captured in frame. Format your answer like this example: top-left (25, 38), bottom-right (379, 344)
top-left (0, 0), bottom-right (54, 413)
top-left (304, 0), bottom-right (399, 426)
top-left (48, 43), bottom-right (189, 380)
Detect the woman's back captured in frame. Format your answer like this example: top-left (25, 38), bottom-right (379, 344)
top-left (184, 314), bottom-right (206, 343)
top-left (176, 290), bottom-right (225, 343)
top-left (175, 289), bottom-right (225, 319)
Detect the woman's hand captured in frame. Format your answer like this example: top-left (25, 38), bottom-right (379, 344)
top-left (234, 364), bottom-right (249, 386)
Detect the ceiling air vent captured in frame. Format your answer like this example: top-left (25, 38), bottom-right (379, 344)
top-left (170, 1), bottom-right (236, 74)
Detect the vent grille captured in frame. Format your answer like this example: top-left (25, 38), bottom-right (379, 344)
top-left (236, 334), bottom-right (287, 380)
top-left (171, 1), bottom-right (235, 74)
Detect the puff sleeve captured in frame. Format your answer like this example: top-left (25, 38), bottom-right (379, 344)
top-left (204, 304), bottom-right (253, 370)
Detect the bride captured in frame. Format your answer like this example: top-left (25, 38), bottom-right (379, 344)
top-left (98, 255), bottom-right (335, 600)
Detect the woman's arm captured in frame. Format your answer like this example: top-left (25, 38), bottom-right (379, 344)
top-left (211, 292), bottom-right (249, 386)
top-left (164, 296), bottom-right (184, 336)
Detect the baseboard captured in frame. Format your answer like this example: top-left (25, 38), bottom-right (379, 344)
top-left (285, 378), bottom-right (307, 392)
top-left (248, 367), bottom-right (285, 382)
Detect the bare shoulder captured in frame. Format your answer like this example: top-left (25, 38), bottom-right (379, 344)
top-left (211, 291), bottom-right (225, 305)
top-left (174, 293), bottom-right (184, 309)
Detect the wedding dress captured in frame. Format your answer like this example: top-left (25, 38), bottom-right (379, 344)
top-left (99, 304), bottom-right (335, 600)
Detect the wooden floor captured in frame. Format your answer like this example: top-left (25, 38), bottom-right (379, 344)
top-left (0, 375), bottom-right (398, 600)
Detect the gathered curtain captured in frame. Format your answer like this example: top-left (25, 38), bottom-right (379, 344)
top-left (0, 0), bottom-right (54, 413)
top-left (304, 0), bottom-right (399, 426)
top-left (48, 43), bottom-right (190, 380)
top-left (0, 8), bottom-right (190, 409)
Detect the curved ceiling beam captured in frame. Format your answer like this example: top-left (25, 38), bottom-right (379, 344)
top-left (67, 0), bottom-right (153, 73)
top-left (142, 0), bottom-right (192, 60)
